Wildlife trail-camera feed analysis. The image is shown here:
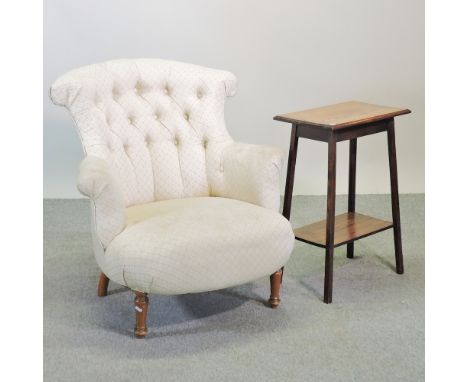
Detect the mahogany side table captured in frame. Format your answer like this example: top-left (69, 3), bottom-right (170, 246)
top-left (274, 101), bottom-right (411, 303)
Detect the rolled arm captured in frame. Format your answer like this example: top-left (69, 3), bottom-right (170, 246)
top-left (220, 142), bottom-right (285, 211)
top-left (77, 156), bottom-right (126, 248)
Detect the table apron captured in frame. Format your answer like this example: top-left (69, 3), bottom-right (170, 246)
top-left (296, 118), bottom-right (392, 142)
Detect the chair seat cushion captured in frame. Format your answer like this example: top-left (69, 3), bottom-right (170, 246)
top-left (103, 197), bottom-right (294, 295)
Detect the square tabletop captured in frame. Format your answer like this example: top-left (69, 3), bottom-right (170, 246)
top-left (274, 101), bottom-right (410, 129)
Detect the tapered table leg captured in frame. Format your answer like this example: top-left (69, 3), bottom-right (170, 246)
top-left (324, 139), bottom-right (337, 303)
top-left (282, 124), bottom-right (299, 220)
top-left (276, 124), bottom-right (299, 285)
top-left (387, 120), bottom-right (404, 274)
top-left (347, 138), bottom-right (357, 259)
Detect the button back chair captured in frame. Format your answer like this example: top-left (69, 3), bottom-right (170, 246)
top-left (50, 59), bottom-right (295, 338)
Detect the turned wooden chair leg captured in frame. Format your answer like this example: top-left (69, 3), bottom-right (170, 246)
top-left (134, 291), bottom-right (149, 338)
top-left (97, 272), bottom-right (109, 297)
top-left (269, 269), bottom-right (283, 308)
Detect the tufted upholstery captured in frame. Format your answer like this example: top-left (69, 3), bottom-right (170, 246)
top-left (51, 59), bottom-right (294, 294)
top-left (51, 59), bottom-right (236, 207)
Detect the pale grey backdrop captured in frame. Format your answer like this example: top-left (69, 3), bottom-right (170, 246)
top-left (44, 0), bottom-right (424, 198)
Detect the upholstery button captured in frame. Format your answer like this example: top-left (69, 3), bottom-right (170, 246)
top-left (134, 81), bottom-right (144, 94)
top-left (197, 90), bottom-right (203, 99)
top-left (164, 86), bottom-right (170, 95)
top-left (154, 113), bottom-right (159, 120)
top-left (173, 137), bottom-right (179, 146)
top-left (203, 139), bottom-right (208, 148)
top-left (184, 112), bottom-right (189, 120)
top-left (112, 88), bottom-right (119, 99)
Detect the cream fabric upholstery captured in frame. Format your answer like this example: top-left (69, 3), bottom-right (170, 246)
top-left (77, 156), bottom-right (125, 248)
top-left (102, 197), bottom-right (293, 295)
top-left (51, 58), bottom-right (236, 208)
top-left (51, 59), bottom-right (294, 294)
top-left (220, 142), bottom-right (284, 212)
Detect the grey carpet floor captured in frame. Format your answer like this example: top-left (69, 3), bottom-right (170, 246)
top-left (44, 195), bottom-right (424, 382)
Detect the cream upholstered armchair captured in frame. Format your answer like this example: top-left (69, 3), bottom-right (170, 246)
top-left (50, 59), bottom-right (295, 338)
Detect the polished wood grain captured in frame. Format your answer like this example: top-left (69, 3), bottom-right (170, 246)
top-left (276, 103), bottom-right (409, 304)
top-left (294, 213), bottom-right (393, 248)
top-left (97, 273), bottom-right (109, 297)
top-left (134, 291), bottom-right (149, 338)
top-left (268, 269), bottom-right (283, 308)
top-left (274, 101), bottom-right (410, 129)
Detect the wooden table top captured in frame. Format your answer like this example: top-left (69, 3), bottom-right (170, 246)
top-left (274, 101), bottom-right (410, 129)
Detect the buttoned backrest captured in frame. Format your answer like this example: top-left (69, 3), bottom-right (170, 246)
top-left (51, 59), bottom-right (236, 206)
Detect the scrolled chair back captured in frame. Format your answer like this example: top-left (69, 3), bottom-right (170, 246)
top-left (50, 58), bottom-right (237, 207)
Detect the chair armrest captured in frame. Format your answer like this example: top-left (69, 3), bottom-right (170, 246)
top-left (77, 156), bottom-right (126, 248)
top-left (220, 142), bottom-right (285, 211)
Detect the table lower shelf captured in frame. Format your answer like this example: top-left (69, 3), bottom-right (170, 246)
top-left (294, 212), bottom-right (393, 248)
